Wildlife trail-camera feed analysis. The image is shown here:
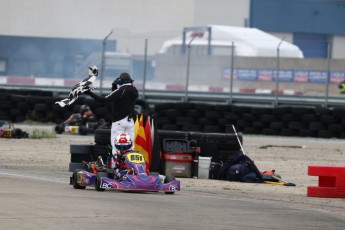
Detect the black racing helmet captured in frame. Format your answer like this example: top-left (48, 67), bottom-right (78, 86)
top-left (80, 104), bottom-right (90, 114)
top-left (114, 72), bottom-right (134, 86)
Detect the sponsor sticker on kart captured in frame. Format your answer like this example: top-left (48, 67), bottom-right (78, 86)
top-left (65, 126), bottom-right (79, 134)
top-left (169, 185), bottom-right (178, 192)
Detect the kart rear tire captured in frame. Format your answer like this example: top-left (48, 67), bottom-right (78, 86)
top-left (78, 126), bottom-right (88, 135)
top-left (72, 170), bottom-right (86, 189)
top-left (96, 172), bottom-right (107, 192)
top-left (164, 175), bottom-right (176, 194)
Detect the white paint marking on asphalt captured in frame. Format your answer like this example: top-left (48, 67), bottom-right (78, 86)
top-left (0, 169), bottom-right (68, 184)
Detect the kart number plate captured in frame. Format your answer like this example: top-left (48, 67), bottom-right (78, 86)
top-left (126, 152), bottom-right (145, 163)
top-left (3, 129), bottom-right (11, 137)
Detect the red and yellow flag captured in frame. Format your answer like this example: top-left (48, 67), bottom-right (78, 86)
top-left (134, 114), bottom-right (152, 169)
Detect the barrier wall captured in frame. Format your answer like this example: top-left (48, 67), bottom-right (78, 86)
top-left (1, 88), bottom-right (345, 139)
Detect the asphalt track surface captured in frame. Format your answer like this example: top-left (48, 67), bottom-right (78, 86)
top-left (1, 125), bottom-right (345, 229)
top-left (1, 169), bottom-right (344, 230)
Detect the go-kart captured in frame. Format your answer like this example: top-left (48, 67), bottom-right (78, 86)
top-left (0, 120), bottom-right (28, 138)
top-left (70, 150), bottom-right (180, 194)
top-left (55, 120), bottom-right (107, 135)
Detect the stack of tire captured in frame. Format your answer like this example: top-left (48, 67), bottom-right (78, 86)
top-left (154, 102), bottom-right (345, 139)
top-left (69, 135), bottom-right (111, 172)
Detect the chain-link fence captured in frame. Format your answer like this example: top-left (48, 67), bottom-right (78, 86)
top-left (1, 29), bottom-right (345, 106)
top-left (92, 30), bottom-right (345, 104)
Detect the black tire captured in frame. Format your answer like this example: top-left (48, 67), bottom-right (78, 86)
top-left (299, 129), bottom-right (317, 137)
top-left (328, 123), bottom-right (344, 133)
top-left (164, 175), bottom-right (176, 194)
top-left (154, 103), bottom-right (176, 112)
top-left (164, 109), bottom-right (182, 119)
top-left (320, 115), bottom-right (335, 124)
top-left (93, 144), bottom-right (111, 163)
top-left (34, 103), bottom-right (49, 113)
top-left (292, 107), bottom-right (314, 115)
top-left (281, 113), bottom-right (296, 122)
top-left (332, 108), bottom-right (345, 119)
top-left (55, 124), bottom-right (64, 134)
top-left (261, 128), bottom-right (279, 136)
top-left (198, 117), bottom-right (216, 126)
top-left (187, 109), bottom-right (202, 117)
top-left (318, 130), bottom-right (336, 138)
top-left (94, 129), bottom-right (111, 145)
top-left (70, 144), bottom-right (94, 154)
top-left (69, 162), bottom-right (82, 172)
top-left (96, 172), bottom-right (107, 191)
top-left (243, 127), bottom-right (260, 135)
top-left (70, 144), bottom-right (94, 163)
top-left (242, 113), bottom-right (255, 122)
top-left (78, 126), bottom-right (88, 135)
top-left (72, 170), bottom-right (86, 189)
top-left (204, 111), bottom-right (222, 120)
top-left (174, 102), bottom-right (195, 110)
top-left (181, 124), bottom-right (202, 132)
top-left (12, 128), bottom-right (23, 138)
top-left (162, 124), bottom-right (179, 130)
top-left (309, 122), bottom-right (324, 131)
top-left (269, 122), bottom-right (285, 129)
top-left (70, 153), bottom-right (93, 163)
top-left (176, 116), bottom-right (196, 125)
top-left (280, 128), bottom-right (297, 137)
top-left (203, 125), bottom-right (220, 133)
top-left (260, 114), bottom-right (276, 123)
top-left (252, 121), bottom-right (265, 130)
top-left (288, 121), bottom-right (306, 130)
top-left (301, 114), bottom-right (318, 123)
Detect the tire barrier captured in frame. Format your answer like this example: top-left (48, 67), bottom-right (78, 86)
top-left (1, 88), bottom-right (345, 139)
top-left (154, 102), bottom-right (345, 139)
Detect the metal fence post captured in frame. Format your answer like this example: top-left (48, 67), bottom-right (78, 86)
top-left (100, 30), bottom-right (113, 95)
top-left (325, 41), bottom-right (332, 108)
top-left (185, 36), bottom-right (197, 102)
top-left (142, 38), bottom-right (148, 100)
top-left (274, 37), bottom-right (285, 107)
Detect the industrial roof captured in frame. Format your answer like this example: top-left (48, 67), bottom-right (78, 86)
top-left (159, 25), bottom-right (304, 58)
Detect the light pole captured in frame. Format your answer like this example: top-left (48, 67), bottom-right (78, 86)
top-left (100, 30), bottom-right (113, 95)
top-left (325, 41), bottom-right (332, 108)
top-left (274, 36), bottom-right (285, 107)
top-left (184, 35), bottom-right (198, 102)
top-left (142, 38), bottom-right (148, 100)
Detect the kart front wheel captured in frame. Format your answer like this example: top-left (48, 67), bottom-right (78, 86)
top-left (164, 175), bottom-right (176, 194)
top-left (95, 172), bottom-right (107, 192)
top-left (72, 170), bottom-right (86, 189)
top-left (55, 124), bottom-right (64, 134)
